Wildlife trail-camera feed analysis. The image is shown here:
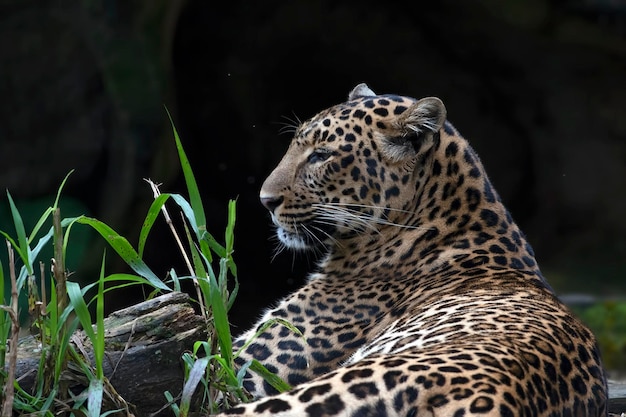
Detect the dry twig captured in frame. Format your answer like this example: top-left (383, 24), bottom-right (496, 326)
top-left (1, 241), bottom-right (20, 415)
top-left (145, 178), bottom-right (206, 318)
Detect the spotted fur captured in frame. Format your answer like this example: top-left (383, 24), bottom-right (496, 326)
top-left (219, 84), bottom-right (607, 416)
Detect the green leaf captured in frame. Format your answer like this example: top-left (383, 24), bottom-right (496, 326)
top-left (182, 221), bottom-right (208, 287)
top-left (179, 357), bottom-right (209, 416)
top-left (225, 199), bottom-right (237, 255)
top-left (138, 193), bottom-right (171, 258)
top-left (6, 191), bottom-right (28, 255)
top-left (53, 169), bottom-right (74, 209)
top-left (226, 276), bottom-right (239, 311)
top-left (210, 258), bottom-right (233, 367)
top-left (211, 355), bottom-right (243, 393)
top-left (165, 108), bottom-right (206, 230)
top-left (5, 191), bottom-right (32, 274)
top-left (235, 317), bottom-right (303, 359)
top-left (169, 193), bottom-right (221, 263)
top-left (249, 359), bottom-right (292, 393)
top-left (30, 225), bottom-right (55, 263)
top-left (0, 258), bottom-right (7, 357)
top-left (236, 361), bottom-right (253, 387)
top-left (95, 253), bottom-right (106, 379)
top-left (0, 259), bottom-right (4, 305)
top-left (27, 206), bottom-right (53, 245)
top-left (164, 391), bottom-right (180, 416)
top-left (169, 268), bottom-right (181, 292)
top-left (67, 281), bottom-right (96, 344)
top-left (225, 199), bottom-right (238, 278)
top-left (165, 110), bottom-right (217, 265)
top-left (87, 378), bottom-right (103, 417)
top-left (72, 216), bottom-right (170, 291)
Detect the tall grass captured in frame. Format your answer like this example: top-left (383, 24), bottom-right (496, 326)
top-left (0, 113), bottom-right (292, 415)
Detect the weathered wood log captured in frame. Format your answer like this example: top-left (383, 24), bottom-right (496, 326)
top-left (15, 291), bottom-right (206, 416)
top-left (609, 379), bottom-right (626, 416)
top-left (13, 291), bottom-right (626, 416)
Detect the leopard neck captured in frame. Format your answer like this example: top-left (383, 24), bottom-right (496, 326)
top-left (322, 125), bottom-right (547, 287)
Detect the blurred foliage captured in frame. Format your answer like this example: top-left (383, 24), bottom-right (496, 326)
top-left (571, 302), bottom-right (626, 373)
top-left (0, 197), bottom-right (94, 325)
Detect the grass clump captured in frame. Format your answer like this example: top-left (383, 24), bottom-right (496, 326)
top-left (0, 113), bottom-right (291, 415)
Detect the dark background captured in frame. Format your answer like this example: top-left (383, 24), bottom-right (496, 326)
top-left (1, 0), bottom-right (625, 332)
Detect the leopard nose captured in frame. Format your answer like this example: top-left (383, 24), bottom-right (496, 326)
top-left (260, 195), bottom-right (284, 213)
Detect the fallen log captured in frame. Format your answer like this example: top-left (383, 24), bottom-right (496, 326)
top-left (609, 379), bottom-right (626, 416)
top-left (15, 291), bottom-right (206, 416)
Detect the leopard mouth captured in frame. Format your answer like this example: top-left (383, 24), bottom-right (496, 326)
top-left (273, 219), bottom-right (338, 251)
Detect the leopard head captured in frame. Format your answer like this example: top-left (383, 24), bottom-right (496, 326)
top-left (260, 84), bottom-right (446, 252)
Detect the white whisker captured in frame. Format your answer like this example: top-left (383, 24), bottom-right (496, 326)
top-left (321, 202), bottom-right (417, 215)
top-left (313, 203), bottom-right (430, 232)
top-left (276, 113), bottom-right (302, 136)
top-left (307, 224), bottom-right (343, 251)
top-left (301, 224), bottom-right (332, 254)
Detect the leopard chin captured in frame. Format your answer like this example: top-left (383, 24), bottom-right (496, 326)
top-left (275, 227), bottom-right (311, 251)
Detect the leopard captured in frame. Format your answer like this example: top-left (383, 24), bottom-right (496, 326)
top-left (219, 84), bottom-right (608, 416)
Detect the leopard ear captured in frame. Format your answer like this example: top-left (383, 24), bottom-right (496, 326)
top-left (396, 97), bottom-right (446, 136)
top-left (381, 97), bottom-right (447, 162)
top-left (348, 83), bottom-right (376, 100)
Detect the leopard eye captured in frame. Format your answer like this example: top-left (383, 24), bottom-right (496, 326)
top-left (307, 148), bottom-right (332, 164)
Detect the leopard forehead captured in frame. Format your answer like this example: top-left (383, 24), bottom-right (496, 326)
top-left (296, 94), bottom-right (417, 142)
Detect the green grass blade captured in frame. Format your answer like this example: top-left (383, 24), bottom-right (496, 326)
top-left (164, 107), bottom-right (206, 229)
top-left (0, 232), bottom-right (20, 260)
top-left (169, 268), bottom-right (181, 292)
top-left (138, 193), bottom-right (171, 258)
top-left (16, 265), bottom-right (30, 296)
top-left (180, 356), bottom-right (209, 417)
top-left (235, 318), bottom-right (304, 358)
top-left (212, 355), bottom-right (239, 383)
top-left (169, 194), bottom-right (201, 239)
top-left (164, 111), bottom-right (216, 263)
top-left (210, 258), bottom-right (233, 367)
top-left (249, 359), bottom-right (292, 393)
top-left (53, 170), bottom-right (74, 209)
top-left (225, 199), bottom-right (236, 255)
top-left (30, 225), bottom-right (55, 264)
top-left (39, 389), bottom-right (57, 413)
top-left (236, 361), bottom-right (253, 386)
top-left (87, 378), bottom-right (103, 417)
top-left (169, 193), bottom-right (221, 262)
top-left (27, 206), bottom-right (53, 245)
top-left (4, 192), bottom-right (32, 274)
top-left (0, 259), bottom-right (4, 305)
top-left (6, 191), bottom-right (28, 255)
top-left (226, 276), bottom-right (239, 311)
top-left (182, 222), bottom-right (208, 283)
top-left (95, 253), bottom-right (106, 379)
top-left (225, 199), bottom-right (238, 278)
top-left (0, 260), bottom-right (6, 370)
top-left (164, 391), bottom-right (180, 416)
top-left (73, 216), bottom-right (170, 291)
top-left (55, 304), bottom-right (82, 382)
top-left (66, 281), bottom-right (96, 343)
